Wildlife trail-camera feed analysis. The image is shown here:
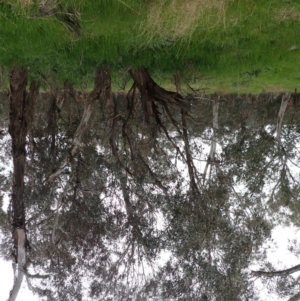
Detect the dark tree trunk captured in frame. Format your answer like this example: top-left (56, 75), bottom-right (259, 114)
top-left (129, 68), bottom-right (190, 123)
top-left (47, 94), bottom-right (58, 156)
top-left (8, 67), bottom-right (27, 301)
top-left (8, 67), bottom-right (39, 301)
top-left (9, 67), bottom-right (28, 231)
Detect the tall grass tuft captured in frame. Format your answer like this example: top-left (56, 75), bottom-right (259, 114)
top-left (141, 0), bottom-right (228, 43)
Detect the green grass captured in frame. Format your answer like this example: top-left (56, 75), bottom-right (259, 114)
top-left (0, 0), bottom-right (300, 93)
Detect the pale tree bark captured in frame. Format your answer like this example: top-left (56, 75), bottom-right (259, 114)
top-left (8, 229), bottom-right (26, 301)
top-left (51, 176), bottom-right (73, 245)
top-left (276, 93), bottom-right (291, 146)
top-left (48, 69), bottom-right (110, 181)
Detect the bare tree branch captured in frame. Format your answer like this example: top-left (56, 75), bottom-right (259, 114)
top-left (26, 272), bottom-right (50, 279)
top-left (276, 93), bottom-right (290, 145)
top-left (287, 291), bottom-right (300, 301)
top-left (251, 263), bottom-right (300, 277)
top-left (182, 109), bottom-right (198, 193)
top-left (51, 176), bottom-right (73, 245)
top-left (203, 97), bottom-right (219, 182)
top-left (48, 69), bottom-right (109, 181)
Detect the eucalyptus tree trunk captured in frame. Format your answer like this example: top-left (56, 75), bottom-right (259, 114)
top-left (8, 67), bottom-right (28, 301)
top-left (48, 68), bottom-right (110, 181)
top-left (8, 67), bottom-right (39, 301)
top-left (129, 67), bottom-right (190, 123)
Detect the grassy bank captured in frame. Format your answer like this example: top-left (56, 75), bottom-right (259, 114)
top-left (0, 0), bottom-right (300, 92)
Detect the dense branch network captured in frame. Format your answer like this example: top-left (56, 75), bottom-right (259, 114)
top-left (2, 65), bottom-right (300, 301)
